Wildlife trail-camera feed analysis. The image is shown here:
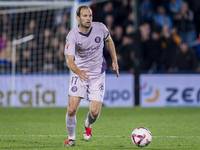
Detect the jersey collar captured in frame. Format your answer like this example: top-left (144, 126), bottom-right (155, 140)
top-left (77, 25), bottom-right (93, 37)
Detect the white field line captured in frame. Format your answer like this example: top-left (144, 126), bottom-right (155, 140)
top-left (0, 135), bottom-right (200, 138)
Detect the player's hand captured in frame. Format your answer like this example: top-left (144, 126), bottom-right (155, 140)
top-left (77, 70), bottom-right (90, 82)
top-left (112, 62), bottom-right (119, 77)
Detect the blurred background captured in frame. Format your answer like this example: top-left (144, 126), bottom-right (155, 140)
top-left (0, 0), bottom-right (200, 107)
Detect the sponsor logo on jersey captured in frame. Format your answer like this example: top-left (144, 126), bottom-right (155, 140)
top-left (77, 43), bottom-right (83, 46)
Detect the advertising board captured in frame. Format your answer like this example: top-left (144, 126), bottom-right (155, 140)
top-left (140, 74), bottom-right (200, 107)
top-left (0, 74), bottom-right (134, 107)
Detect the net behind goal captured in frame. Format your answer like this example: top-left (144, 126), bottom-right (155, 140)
top-left (0, 1), bottom-right (78, 74)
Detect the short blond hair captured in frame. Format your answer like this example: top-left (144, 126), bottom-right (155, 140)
top-left (76, 5), bottom-right (92, 17)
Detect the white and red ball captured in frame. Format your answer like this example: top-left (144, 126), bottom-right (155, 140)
top-left (131, 127), bottom-right (152, 147)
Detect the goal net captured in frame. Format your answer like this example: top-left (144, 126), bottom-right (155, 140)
top-left (0, 1), bottom-right (78, 74)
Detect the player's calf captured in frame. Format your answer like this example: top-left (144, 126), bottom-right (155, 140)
top-left (83, 111), bottom-right (100, 141)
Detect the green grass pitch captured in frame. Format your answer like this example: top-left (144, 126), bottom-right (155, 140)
top-left (0, 107), bottom-right (200, 150)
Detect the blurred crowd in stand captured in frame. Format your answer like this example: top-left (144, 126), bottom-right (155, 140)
top-left (0, 6), bottom-right (69, 74)
top-left (0, 0), bottom-right (200, 74)
top-left (94, 0), bottom-right (200, 73)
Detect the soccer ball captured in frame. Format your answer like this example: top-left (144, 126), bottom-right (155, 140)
top-left (131, 127), bottom-right (152, 147)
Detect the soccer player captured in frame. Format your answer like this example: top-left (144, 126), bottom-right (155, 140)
top-left (63, 5), bottom-right (119, 146)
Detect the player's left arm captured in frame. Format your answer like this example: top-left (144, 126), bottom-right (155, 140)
top-left (105, 35), bottom-right (119, 77)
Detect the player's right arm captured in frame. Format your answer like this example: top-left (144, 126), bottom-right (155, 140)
top-left (64, 32), bottom-right (89, 81)
top-left (65, 55), bottom-right (89, 82)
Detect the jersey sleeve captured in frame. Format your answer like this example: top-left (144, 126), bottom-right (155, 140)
top-left (64, 32), bottom-right (76, 56)
top-left (100, 23), bottom-right (109, 41)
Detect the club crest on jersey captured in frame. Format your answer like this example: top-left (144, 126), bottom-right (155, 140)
top-left (98, 83), bottom-right (104, 92)
top-left (95, 36), bottom-right (101, 43)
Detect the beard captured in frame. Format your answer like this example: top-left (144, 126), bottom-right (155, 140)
top-left (79, 21), bottom-right (91, 29)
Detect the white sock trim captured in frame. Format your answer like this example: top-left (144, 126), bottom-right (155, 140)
top-left (85, 118), bottom-right (91, 128)
top-left (68, 135), bottom-right (75, 140)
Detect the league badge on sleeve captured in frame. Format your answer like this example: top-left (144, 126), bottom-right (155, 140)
top-left (65, 44), bottom-right (70, 50)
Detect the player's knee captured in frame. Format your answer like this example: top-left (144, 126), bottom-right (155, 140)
top-left (90, 110), bottom-right (99, 118)
top-left (67, 108), bottom-right (77, 117)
